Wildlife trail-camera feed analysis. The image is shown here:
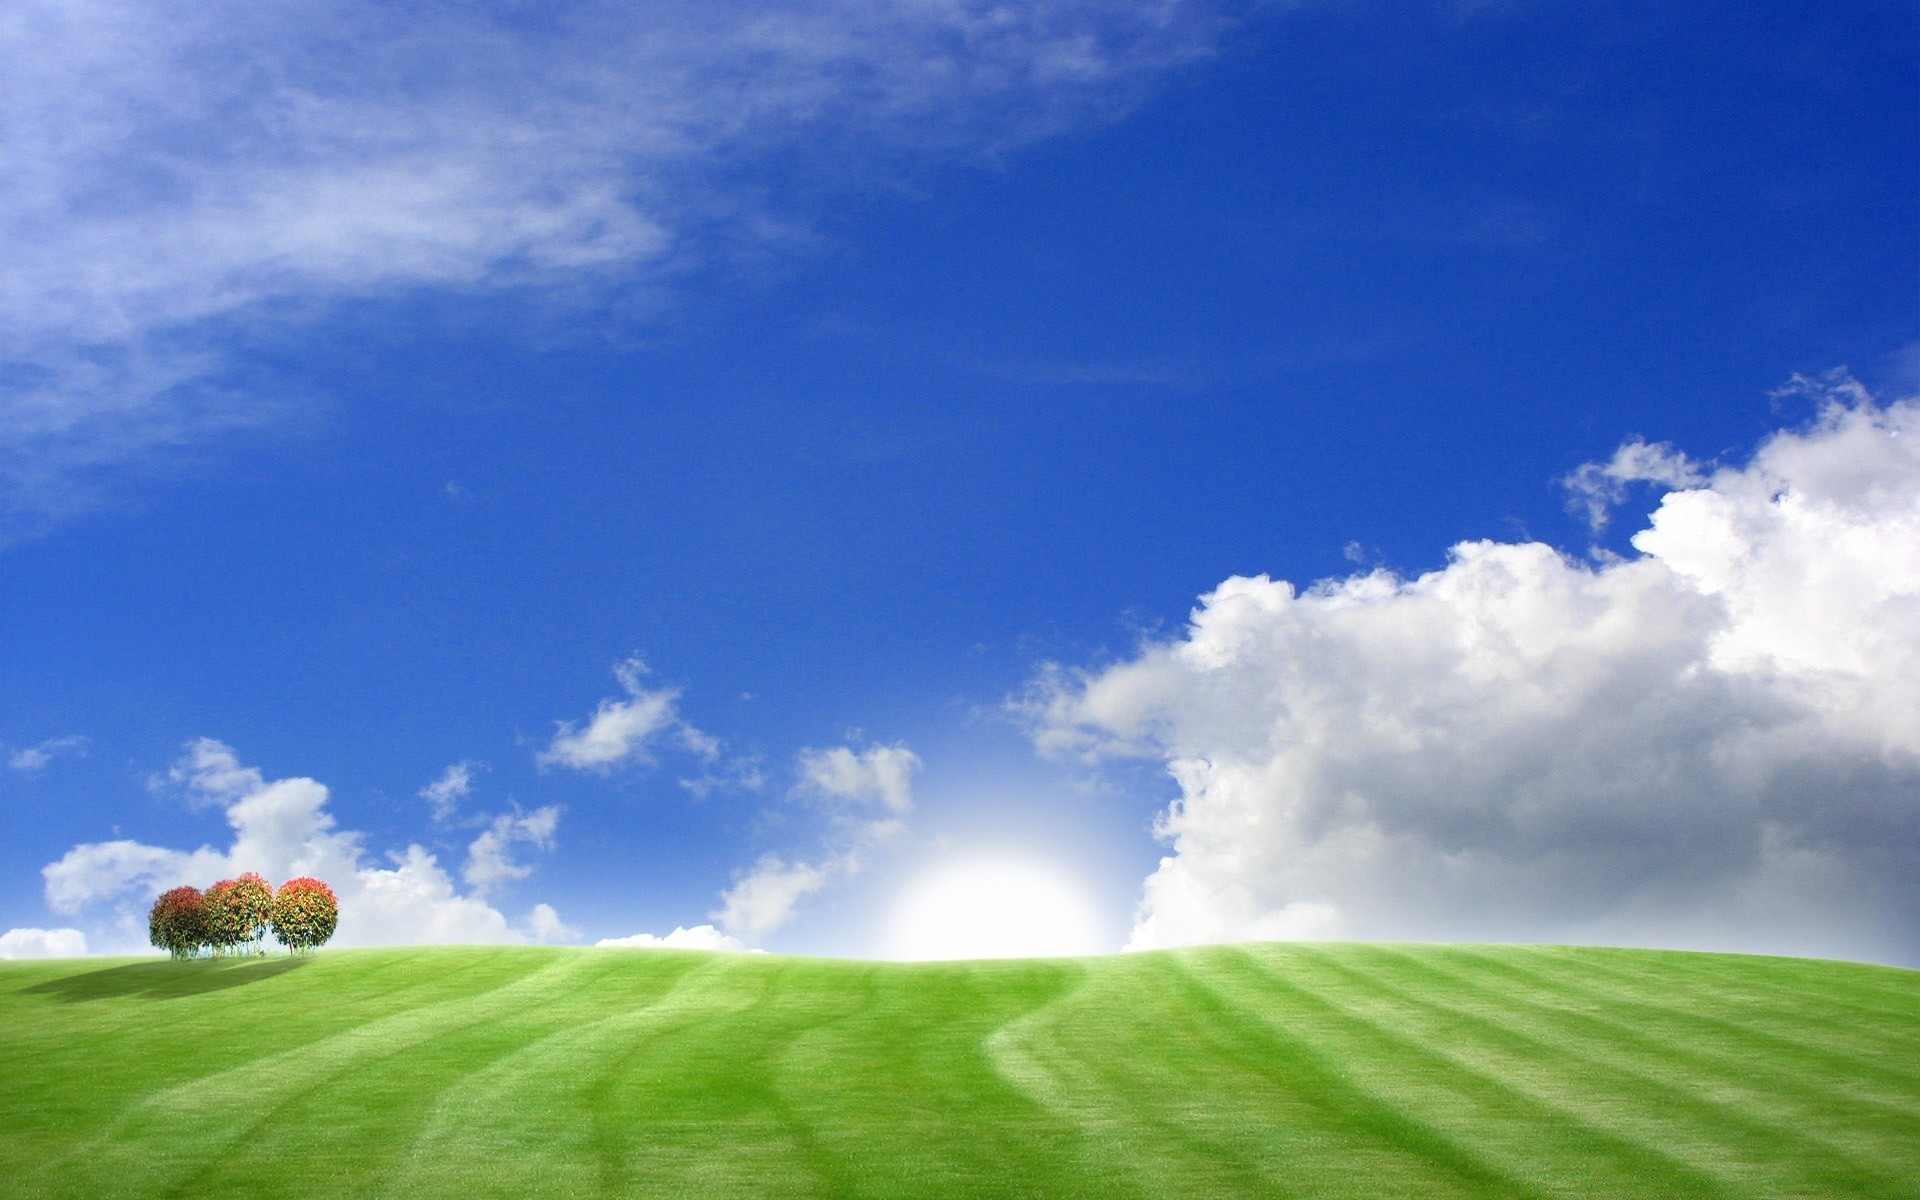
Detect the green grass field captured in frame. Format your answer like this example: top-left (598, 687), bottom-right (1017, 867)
top-left (2, 943), bottom-right (1915, 1199)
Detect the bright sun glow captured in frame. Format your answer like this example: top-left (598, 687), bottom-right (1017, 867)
top-left (883, 856), bottom-right (1108, 961)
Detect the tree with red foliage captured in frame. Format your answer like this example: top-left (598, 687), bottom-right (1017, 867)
top-left (203, 872), bottom-right (274, 955)
top-left (148, 886), bottom-right (208, 959)
top-left (269, 877), bottom-right (339, 954)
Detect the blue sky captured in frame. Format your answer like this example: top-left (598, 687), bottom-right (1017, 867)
top-left (3, 0), bottom-right (1916, 963)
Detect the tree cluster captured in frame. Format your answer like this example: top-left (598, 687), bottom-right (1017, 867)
top-left (148, 874), bottom-right (339, 958)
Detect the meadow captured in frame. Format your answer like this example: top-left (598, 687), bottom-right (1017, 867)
top-left (1, 943), bottom-right (1915, 1198)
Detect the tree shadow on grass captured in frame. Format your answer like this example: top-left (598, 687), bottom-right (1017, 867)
top-left (24, 957), bottom-right (309, 1002)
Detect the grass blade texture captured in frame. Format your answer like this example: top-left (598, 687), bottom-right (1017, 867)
top-left (2, 944), bottom-right (1915, 1198)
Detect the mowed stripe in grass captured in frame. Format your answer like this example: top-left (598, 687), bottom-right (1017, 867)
top-left (1, 945), bottom-right (1914, 1199)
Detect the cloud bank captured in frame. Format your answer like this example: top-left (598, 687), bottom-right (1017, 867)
top-left (596, 924), bottom-right (751, 952)
top-left (0, 0), bottom-right (1223, 531)
top-left (1032, 384), bottom-right (1920, 966)
top-left (0, 927), bottom-right (88, 958)
top-left (41, 739), bottom-right (566, 951)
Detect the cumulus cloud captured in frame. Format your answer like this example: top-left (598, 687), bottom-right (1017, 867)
top-left (539, 658), bottom-right (715, 772)
top-left (0, 927), bottom-right (87, 958)
top-left (8, 734), bottom-right (85, 773)
top-left (522, 902), bottom-right (579, 944)
top-left (710, 742), bottom-right (920, 939)
top-left (1031, 385), bottom-right (1920, 967)
top-left (463, 807), bottom-right (562, 895)
top-left (419, 761), bottom-right (475, 823)
top-left (596, 923), bottom-right (753, 952)
top-left (42, 740), bottom-right (549, 950)
top-left (0, 0), bottom-right (1223, 533)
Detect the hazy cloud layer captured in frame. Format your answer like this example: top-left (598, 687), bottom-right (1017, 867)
top-left (41, 739), bottom-right (565, 951)
top-left (0, 0), bottom-right (1222, 531)
top-left (1032, 384), bottom-right (1920, 966)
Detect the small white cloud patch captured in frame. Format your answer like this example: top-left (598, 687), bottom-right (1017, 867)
top-left (712, 855), bottom-right (835, 943)
top-left (796, 743), bottom-right (921, 814)
top-left (463, 807), bottom-right (562, 896)
top-left (8, 734), bottom-right (85, 774)
top-left (523, 903), bottom-right (578, 944)
top-left (539, 658), bottom-right (714, 772)
top-left (1562, 437), bottom-right (1708, 532)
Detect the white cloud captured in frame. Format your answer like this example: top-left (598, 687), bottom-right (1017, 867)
top-left (8, 734), bottom-right (85, 773)
top-left (0, 927), bottom-right (87, 958)
top-left (797, 743), bottom-right (921, 814)
top-left (596, 924), bottom-right (753, 952)
top-left (167, 736), bottom-right (269, 806)
top-left (710, 742), bottom-right (920, 940)
top-left (0, 0), bottom-right (1223, 532)
top-left (539, 657), bottom-right (714, 772)
top-left (522, 902), bottom-right (579, 944)
top-left (42, 740), bottom-right (547, 950)
top-left (1031, 385), bottom-right (1920, 967)
top-left (419, 761), bottom-right (475, 823)
top-left (712, 855), bottom-right (836, 942)
top-left (463, 807), bottom-right (562, 895)
top-left (1562, 437), bottom-right (1707, 531)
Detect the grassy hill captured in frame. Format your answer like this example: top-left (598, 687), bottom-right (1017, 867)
top-left (1, 943), bottom-right (1915, 1199)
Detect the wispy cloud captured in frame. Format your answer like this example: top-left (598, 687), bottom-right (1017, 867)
top-left (0, 0), bottom-right (1224, 535)
top-left (1562, 436), bottom-right (1706, 532)
top-left (712, 854), bottom-right (838, 943)
top-left (7, 734), bottom-right (86, 774)
top-left (463, 806), bottom-right (562, 895)
top-left (419, 761), bottom-right (477, 823)
top-left (538, 657), bottom-right (715, 772)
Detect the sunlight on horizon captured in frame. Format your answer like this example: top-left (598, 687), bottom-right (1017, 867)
top-left (882, 856), bottom-right (1109, 961)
